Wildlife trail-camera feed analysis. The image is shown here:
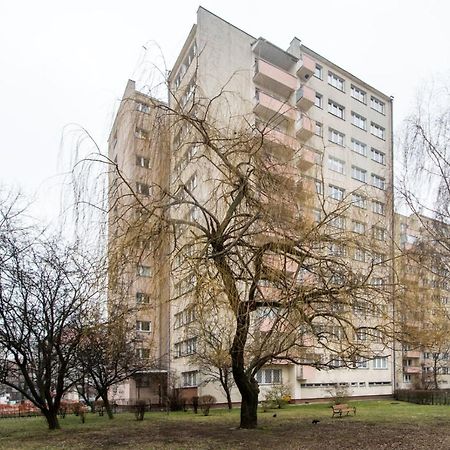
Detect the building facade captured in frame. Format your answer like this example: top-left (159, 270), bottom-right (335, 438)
top-left (109, 7), bottom-right (397, 405)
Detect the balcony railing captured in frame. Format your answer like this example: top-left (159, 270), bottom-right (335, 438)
top-left (296, 85), bottom-right (315, 111)
top-left (254, 91), bottom-right (297, 123)
top-left (405, 350), bottom-right (422, 359)
top-left (296, 54), bottom-right (315, 81)
top-left (298, 148), bottom-right (315, 171)
top-left (403, 366), bottom-right (421, 374)
top-left (296, 117), bottom-right (314, 140)
top-left (254, 59), bottom-right (297, 98)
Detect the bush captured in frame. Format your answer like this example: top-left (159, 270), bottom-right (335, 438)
top-left (326, 384), bottom-right (351, 405)
top-left (198, 395), bottom-right (216, 416)
top-left (167, 388), bottom-right (186, 411)
top-left (263, 385), bottom-right (291, 409)
top-left (134, 400), bottom-right (146, 421)
top-left (394, 389), bottom-right (450, 405)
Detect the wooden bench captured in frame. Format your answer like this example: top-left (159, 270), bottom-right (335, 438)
top-left (331, 403), bottom-right (356, 418)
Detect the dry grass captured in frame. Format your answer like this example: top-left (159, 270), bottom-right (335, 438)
top-left (1, 401), bottom-right (450, 449)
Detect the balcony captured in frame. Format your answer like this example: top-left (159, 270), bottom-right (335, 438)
top-left (296, 117), bottom-right (314, 140)
top-left (264, 129), bottom-right (298, 153)
top-left (403, 366), bottom-right (421, 374)
top-left (298, 148), bottom-right (315, 171)
top-left (296, 54), bottom-right (315, 81)
top-left (254, 59), bottom-right (297, 98)
top-left (296, 178), bottom-right (315, 200)
top-left (252, 38), bottom-right (298, 72)
top-left (254, 91), bottom-right (297, 123)
top-left (296, 85), bottom-right (315, 111)
top-left (405, 350), bottom-right (421, 359)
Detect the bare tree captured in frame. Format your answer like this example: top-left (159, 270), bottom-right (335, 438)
top-left (96, 80), bottom-right (393, 429)
top-left (76, 311), bottom-right (150, 419)
top-left (0, 195), bottom-right (104, 430)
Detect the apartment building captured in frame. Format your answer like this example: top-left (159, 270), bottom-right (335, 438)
top-left (109, 7), bottom-right (395, 404)
top-left (108, 80), bottom-right (170, 405)
top-left (395, 213), bottom-right (450, 390)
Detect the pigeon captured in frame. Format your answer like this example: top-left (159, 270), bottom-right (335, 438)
top-left (312, 419), bottom-right (320, 424)
top-left (272, 414), bottom-right (277, 418)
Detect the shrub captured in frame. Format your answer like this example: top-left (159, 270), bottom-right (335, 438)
top-left (326, 384), bottom-right (351, 405)
top-left (167, 388), bottom-right (186, 411)
top-left (134, 400), bottom-right (146, 421)
top-left (264, 385), bottom-right (291, 409)
top-left (198, 395), bottom-right (216, 416)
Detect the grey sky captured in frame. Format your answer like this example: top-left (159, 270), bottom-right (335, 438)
top-left (1, 0), bottom-right (449, 222)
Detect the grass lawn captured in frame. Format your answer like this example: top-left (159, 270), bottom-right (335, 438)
top-left (1, 400), bottom-right (450, 449)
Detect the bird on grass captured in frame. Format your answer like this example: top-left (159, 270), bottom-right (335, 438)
top-left (272, 414), bottom-right (277, 418)
top-left (312, 419), bottom-right (320, 424)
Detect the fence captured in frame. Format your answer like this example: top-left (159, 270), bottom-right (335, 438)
top-left (0, 403), bottom-right (41, 419)
top-left (394, 389), bottom-right (450, 405)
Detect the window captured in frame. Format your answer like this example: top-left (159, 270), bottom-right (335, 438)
top-left (186, 173), bottom-right (198, 191)
top-left (185, 337), bottom-right (197, 355)
top-left (373, 357), bottom-right (388, 369)
top-left (329, 185), bottom-right (345, 201)
top-left (315, 180), bottom-right (323, 194)
top-left (328, 72), bottom-right (345, 91)
top-left (329, 128), bottom-right (345, 146)
top-left (136, 292), bottom-right (150, 304)
top-left (371, 148), bottom-right (385, 164)
top-left (352, 220), bottom-right (366, 234)
top-left (354, 248), bottom-right (366, 262)
top-left (315, 93), bottom-right (323, 108)
top-left (403, 374), bottom-right (411, 383)
top-left (136, 182), bottom-right (151, 196)
top-left (256, 368), bottom-right (282, 384)
top-left (137, 265), bottom-right (151, 277)
top-left (351, 138), bottom-right (367, 156)
top-left (372, 252), bottom-right (384, 264)
top-left (174, 307), bottom-right (196, 328)
top-left (136, 320), bottom-right (151, 332)
top-left (356, 329), bottom-right (368, 341)
top-left (351, 85), bottom-right (366, 103)
top-left (356, 358), bottom-right (369, 369)
top-left (373, 227), bottom-right (386, 241)
top-left (330, 216), bottom-right (345, 229)
top-left (372, 200), bottom-right (385, 215)
top-left (135, 128), bottom-right (148, 139)
top-left (371, 96), bottom-right (385, 114)
top-left (351, 166), bottom-right (367, 183)
top-left (315, 121), bottom-right (323, 136)
top-left (352, 193), bottom-right (366, 209)
top-left (136, 102), bottom-right (150, 113)
top-left (371, 174), bottom-right (386, 190)
top-left (182, 370), bottom-right (198, 387)
top-left (136, 156), bottom-right (150, 168)
top-left (136, 348), bottom-right (150, 359)
top-left (328, 156), bottom-right (345, 174)
top-left (351, 112), bottom-right (367, 130)
top-left (371, 122), bottom-right (385, 139)
top-left (314, 64), bottom-right (323, 79)
top-left (328, 100), bottom-right (345, 119)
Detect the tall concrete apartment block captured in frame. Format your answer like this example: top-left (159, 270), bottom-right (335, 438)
top-left (109, 7), bottom-right (394, 404)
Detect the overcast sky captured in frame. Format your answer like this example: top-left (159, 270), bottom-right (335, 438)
top-left (1, 0), bottom-right (449, 223)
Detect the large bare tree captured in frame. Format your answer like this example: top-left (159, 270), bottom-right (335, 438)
top-left (0, 193), bottom-right (104, 430)
top-left (98, 81), bottom-right (393, 428)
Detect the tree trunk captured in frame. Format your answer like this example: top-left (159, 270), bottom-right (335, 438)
top-left (43, 409), bottom-right (61, 430)
top-left (100, 391), bottom-right (114, 419)
top-left (434, 358), bottom-right (439, 390)
top-left (234, 371), bottom-right (259, 428)
top-left (224, 385), bottom-right (233, 410)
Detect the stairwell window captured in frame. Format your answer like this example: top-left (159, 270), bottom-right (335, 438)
top-left (136, 156), bottom-right (151, 168)
top-left (136, 292), bottom-right (150, 304)
top-left (315, 93), bottom-right (323, 108)
top-left (314, 64), bottom-right (323, 79)
top-left (315, 121), bottom-right (323, 136)
top-left (136, 182), bottom-right (151, 196)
